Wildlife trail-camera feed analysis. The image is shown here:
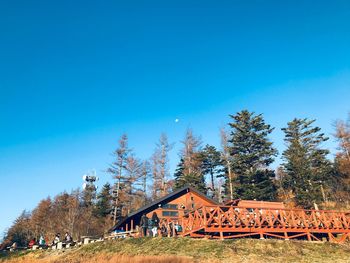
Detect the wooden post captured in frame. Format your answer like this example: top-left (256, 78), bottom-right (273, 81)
top-left (202, 206), bottom-right (207, 227)
top-left (181, 218), bottom-right (185, 237)
top-left (220, 231), bottom-right (224, 240)
top-left (307, 232), bottom-right (311, 241)
top-left (284, 232), bottom-right (289, 240)
top-left (131, 220), bottom-right (134, 231)
top-left (328, 233), bottom-right (333, 242)
top-left (126, 223), bottom-right (129, 232)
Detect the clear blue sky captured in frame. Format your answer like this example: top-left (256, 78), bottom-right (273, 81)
top-left (1, 0), bottom-right (350, 238)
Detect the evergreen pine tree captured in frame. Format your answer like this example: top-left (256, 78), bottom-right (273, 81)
top-left (82, 184), bottom-right (96, 207)
top-left (228, 110), bottom-right (278, 200)
top-left (281, 118), bottom-right (334, 208)
top-left (200, 144), bottom-right (223, 199)
top-left (94, 183), bottom-right (113, 218)
top-left (174, 158), bottom-right (185, 188)
top-left (174, 158), bottom-right (207, 193)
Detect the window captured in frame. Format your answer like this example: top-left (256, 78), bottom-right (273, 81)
top-left (162, 211), bottom-right (179, 217)
top-left (162, 204), bottom-right (178, 210)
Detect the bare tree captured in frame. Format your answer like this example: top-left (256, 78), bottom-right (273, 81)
top-left (333, 115), bottom-right (350, 202)
top-left (174, 129), bottom-right (206, 192)
top-left (335, 118), bottom-right (350, 162)
top-left (67, 190), bottom-right (81, 236)
top-left (151, 133), bottom-right (173, 198)
top-left (108, 134), bottom-right (131, 224)
top-left (29, 198), bottom-right (52, 239)
top-left (181, 128), bottom-right (202, 176)
top-left (220, 127), bottom-right (235, 200)
top-left (124, 155), bottom-right (143, 214)
top-left (151, 152), bottom-right (159, 199)
top-left (140, 160), bottom-right (151, 205)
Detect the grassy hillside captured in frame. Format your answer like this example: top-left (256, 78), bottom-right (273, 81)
top-left (1, 237), bottom-right (350, 263)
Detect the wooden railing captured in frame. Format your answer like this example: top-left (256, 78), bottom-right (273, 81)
top-left (180, 206), bottom-right (350, 242)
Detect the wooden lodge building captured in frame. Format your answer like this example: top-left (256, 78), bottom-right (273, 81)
top-left (110, 185), bottom-right (285, 233)
top-left (110, 186), bottom-right (350, 243)
top-left (111, 186), bottom-right (218, 232)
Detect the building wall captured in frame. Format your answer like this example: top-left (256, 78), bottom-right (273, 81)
top-left (145, 190), bottom-right (215, 221)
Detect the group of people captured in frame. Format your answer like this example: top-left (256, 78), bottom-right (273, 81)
top-left (140, 212), bottom-right (160, 237)
top-left (27, 235), bottom-right (47, 249)
top-left (27, 232), bottom-right (73, 249)
top-left (140, 212), bottom-right (182, 237)
top-left (54, 232), bottom-right (73, 244)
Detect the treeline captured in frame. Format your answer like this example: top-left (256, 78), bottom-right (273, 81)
top-left (2, 110), bottom-right (350, 248)
top-left (1, 187), bottom-right (113, 248)
top-left (176, 110), bottom-right (350, 209)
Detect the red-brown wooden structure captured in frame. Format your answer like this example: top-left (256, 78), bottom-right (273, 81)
top-left (178, 205), bottom-right (350, 243)
top-left (111, 186), bottom-right (350, 243)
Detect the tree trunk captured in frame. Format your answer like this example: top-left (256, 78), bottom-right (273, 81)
top-left (210, 169), bottom-right (215, 198)
top-left (228, 165), bottom-right (234, 200)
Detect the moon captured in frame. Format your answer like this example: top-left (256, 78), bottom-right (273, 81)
top-left (175, 118), bottom-right (179, 123)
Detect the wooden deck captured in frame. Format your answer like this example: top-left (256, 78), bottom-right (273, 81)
top-left (177, 206), bottom-right (350, 243)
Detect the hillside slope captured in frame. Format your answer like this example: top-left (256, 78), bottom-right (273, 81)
top-left (1, 238), bottom-right (350, 263)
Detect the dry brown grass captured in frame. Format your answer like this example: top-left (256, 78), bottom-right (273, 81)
top-left (1, 253), bottom-right (192, 263)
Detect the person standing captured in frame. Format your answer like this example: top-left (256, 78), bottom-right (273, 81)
top-left (148, 217), bottom-right (153, 236)
top-left (140, 214), bottom-right (149, 237)
top-left (151, 212), bottom-right (159, 237)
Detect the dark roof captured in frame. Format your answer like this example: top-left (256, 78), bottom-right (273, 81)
top-left (110, 185), bottom-right (218, 232)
